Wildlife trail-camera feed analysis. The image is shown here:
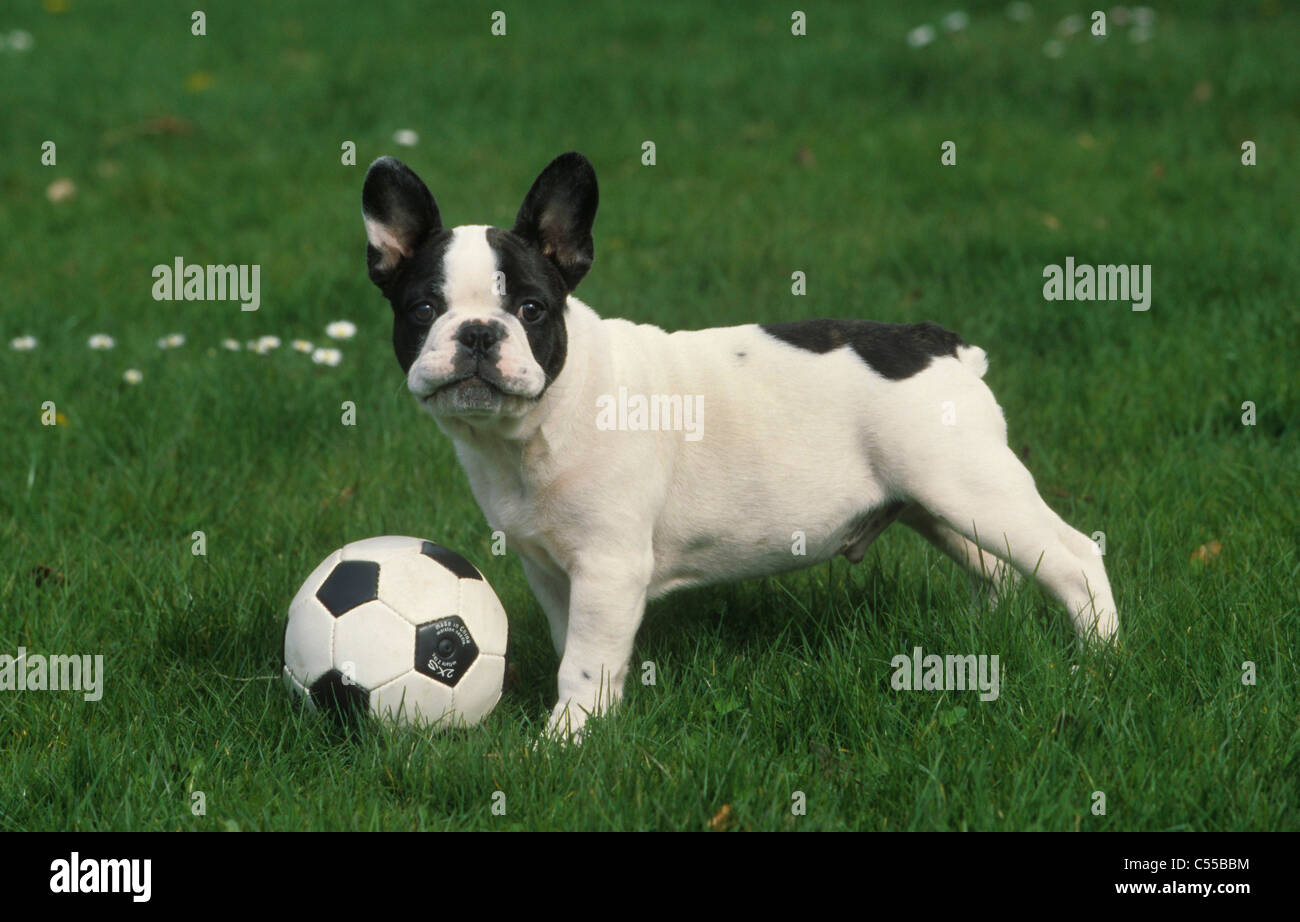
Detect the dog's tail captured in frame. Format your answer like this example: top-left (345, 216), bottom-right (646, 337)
top-left (955, 344), bottom-right (989, 378)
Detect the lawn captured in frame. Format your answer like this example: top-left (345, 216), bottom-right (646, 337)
top-left (1, 0), bottom-right (1296, 831)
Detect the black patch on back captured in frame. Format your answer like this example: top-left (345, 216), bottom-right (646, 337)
top-left (760, 319), bottom-right (965, 380)
top-left (420, 541), bottom-right (483, 581)
top-left (377, 229), bottom-right (455, 372)
top-left (485, 227), bottom-right (568, 387)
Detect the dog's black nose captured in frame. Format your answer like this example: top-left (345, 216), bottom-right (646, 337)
top-left (456, 322), bottom-right (502, 356)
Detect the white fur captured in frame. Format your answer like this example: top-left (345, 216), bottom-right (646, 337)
top-left (440, 225), bottom-right (501, 312)
top-left (427, 289), bottom-right (1119, 741)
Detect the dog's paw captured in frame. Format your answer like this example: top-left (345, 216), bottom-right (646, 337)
top-left (543, 700), bottom-right (591, 745)
top-left (1083, 608), bottom-right (1119, 646)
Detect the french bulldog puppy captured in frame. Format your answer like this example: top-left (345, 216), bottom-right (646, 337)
top-left (361, 152), bottom-right (1118, 740)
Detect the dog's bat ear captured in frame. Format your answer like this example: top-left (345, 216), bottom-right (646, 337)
top-left (513, 152), bottom-right (598, 291)
top-left (362, 157), bottom-right (442, 288)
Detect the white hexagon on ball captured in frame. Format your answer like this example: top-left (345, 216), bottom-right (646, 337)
top-left (457, 578), bottom-right (508, 657)
top-left (376, 551), bottom-right (463, 626)
top-left (370, 672), bottom-right (456, 728)
top-left (333, 599), bottom-right (415, 690)
top-left (283, 549), bottom-right (341, 683)
top-left (340, 534), bottom-right (425, 563)
top-left (453, 653), bottom-right (505, 725)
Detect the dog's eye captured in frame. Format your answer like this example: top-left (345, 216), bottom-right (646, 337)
top-left (518, 301), bottom-right (546, 324)
top-left (410, 302), bottom-right (437, 325)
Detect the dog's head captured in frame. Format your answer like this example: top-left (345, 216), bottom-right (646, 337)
top-left (362, 153), bottom-right (598, 422)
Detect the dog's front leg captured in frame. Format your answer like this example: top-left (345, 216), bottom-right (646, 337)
top-left (545, 557), bottom-right (650, 742)
top-left (519, 556), bottom-right (570, 656)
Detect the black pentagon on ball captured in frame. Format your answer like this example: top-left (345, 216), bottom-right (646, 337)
top-left (414, 616), bottom-right (479, 687)
top-left (316, 559), bottom-right (380, 616)
top-left (308, 669), bottom-right (371, 723)
top-left (421, 541), bottom-right (482, 581)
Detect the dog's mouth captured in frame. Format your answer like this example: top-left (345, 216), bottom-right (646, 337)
top-left (421, 374), bottom-right (512, 416)
top-left (431, 374), bottom-right (502, 398)
top-left (413, 359), bottom-right (543, 421)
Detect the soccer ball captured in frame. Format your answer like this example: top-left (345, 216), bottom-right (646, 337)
top-left (282, 535), bottom-right (508, 729)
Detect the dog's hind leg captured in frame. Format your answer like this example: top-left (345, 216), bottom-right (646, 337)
top-left (903, 442), bottom-right (1117, 643)
top-left (898, 504), bottom-right (1020, 606)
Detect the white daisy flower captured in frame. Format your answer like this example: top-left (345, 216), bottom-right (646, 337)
top-left (907, 25), bottom-right (936, 47)
top-left (157, 333), bottom-right (185, 349)
top-left (256, 335), bottom-right (281, 352)
top-left (393, 129), bottom-right (419, 147)
top-left (942, 11), bottom-right (969, 32)
top-left (10, 335), bottom-right (37, 351)
top-left (123, 369), bottom-right (143, 385)
top-left (292, 339), bottom-right (314, 353)
top-left (312, 347), bottom-right (343, 367)
top-left (88, 333), bottom-right (116, 350)
top-left (221, 338), bottom-right (241, 351)
top-left (8, 30), bottom-right (33, 53)
top-left (46, 178), bottom-right (76, 203)
top-left (325, 320), bottom-right (357, 340)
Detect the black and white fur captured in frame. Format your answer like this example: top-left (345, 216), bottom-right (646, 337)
top-left (362, 153), bottom-right (1118, 740)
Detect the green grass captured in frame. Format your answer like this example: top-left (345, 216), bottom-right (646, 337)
top-left (1, 0), bottom-right (1297, 831)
